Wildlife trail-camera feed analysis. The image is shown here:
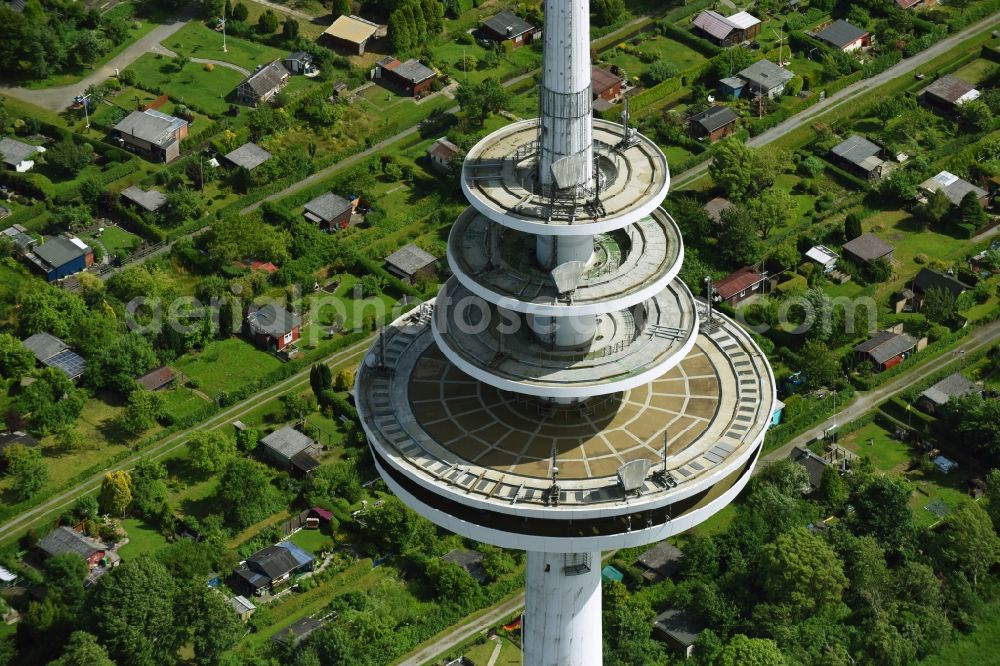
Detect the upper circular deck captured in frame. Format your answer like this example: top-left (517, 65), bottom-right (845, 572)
top-left (355, 301), bottom-right (775, 547)
top-left (461, 119), bottom-right (670, 236)
top-left (448, 206), bottom-right (684, 317)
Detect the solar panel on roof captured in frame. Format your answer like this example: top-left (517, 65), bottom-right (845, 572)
top-left (44, 349), bottom-right (86, 378)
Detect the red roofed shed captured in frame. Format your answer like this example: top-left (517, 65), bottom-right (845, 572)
top-left (713, 266), bottom-right (766, 305)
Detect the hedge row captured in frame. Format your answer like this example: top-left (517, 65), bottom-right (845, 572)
top-left (947, 0), bottom-right (1000, 32)
top-left (655, 20), bottom-right (722, 59)
top-left (628, 76), bottom-right (683, 115)
top-left (764, 385), bottom-right (857, 451)
top-left (110, 203), bottom-right (167, 243)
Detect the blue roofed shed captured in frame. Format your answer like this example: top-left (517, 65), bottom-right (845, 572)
top-left (601, 565), bottom-right (624, 583)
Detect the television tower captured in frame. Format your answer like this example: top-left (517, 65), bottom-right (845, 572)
top-left (355, 0), bottom-right (775, 662)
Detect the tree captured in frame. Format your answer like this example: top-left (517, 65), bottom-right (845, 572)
top-left (90, 557), bottom-right (179, 666)
top-left (257, 8), bottom-right (279, 33)
top-left (959, 99), bottom-right (992, 133)
top-left (760, 528), bottom-right (848, 619)
top-left (851, 475), bottom-right (914, 550)
top-left (334, 368), bottom-right (355, 391)
top-left (0, 332), bottom-right (34, 380)
top-left (165, 188), bottom-right (200, 226)
top-left (709, 139), bottom-right (788, 200)
top-left (43, 553), bottom-right (89, 618)
top-left (217, 458), bottom-right (282, 529)
top-left (708, 47), bottom-right (754, 81)
top-left (44, 141), bottom-right (92, 176)
top-left (799, 155), bottom-right (825, 179)
top-left (745, 189), bottom-right (794, 240)
top-left (986, 468), bottom-right (1000, 531)
top-left (49, 631), bottom-right (114, 666)
top-left (16, 367), bottom-right (86, 435)
top-left (592, 0), bottom-right (624, 26)
top-left (131, 458), bottom-right (168, 518)
top-left (424, 558), bottom-right (480, 602)
top-left (331, 0), bottom-right (350, 18)
top-left (817, 464), bottom-right (848, 511)
top-left (231, 1), bottom-right (248, 21)
top-left (799, 339), bottom-right (841, 388)
top-left (959, 190), bottom-right (987, 230)
top-left (5, 443), bottom-right (49, 501)
top-left (99, 470), bottom-right (132, 517)
top-left (362, 495), bottom-right (436, 553)
top-left (310, 364), bottom-right (333, 401)
top-left (712, 634), bottom-right (785, 666)
top-left (644, 60), bottom-right (677, 84)
top-left (718, 206), bottom-right (763, 266)
top-left (235, 426), bottom-right (260, 452)
top-left (455, 78), bottom-right (510, 126)
top-left (116, 389), bottom-right (164, 436)
top-left (175, 582), bottom-right (243, 665)
top-left (935, 501), bottom-right (1000, 588)
top-left (844, 212), bottom-right (863, 241)
top-left (922, 285), bottom-right (956, 324)
top-left (187, 430), bottom-right (237, 474)
top-left (282, 17), bottom-right (299, 39)
top-left (85, 332), bottom-right (158, 391)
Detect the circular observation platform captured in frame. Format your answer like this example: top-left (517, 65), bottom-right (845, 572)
top-left (461, 119), bottom-right (670, 236)
top-left (356, 303), bottom-right (775, 551)
top-left (448, 206), bottom-right (683, 317)
top-left (431, 278), bottom-right (697, 399)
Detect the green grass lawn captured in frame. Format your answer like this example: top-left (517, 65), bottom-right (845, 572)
top-left (158, 385), bottom-right (211, 422)
top-left (952, 58), bottom-right (998, 85)
top-left (601, 33), bottom-right (707, 86)
top-left (432, 40), bottom-right (542, 86)
top-left (840, 423), bottom-right (913, 473)
top-left (162, 22), bottom-right (287, 73)
top-left (907, 467), bottom-right (975, 529)
top-left (173, 337), bottom-right (284, 398)
top-left (288, 526), bottom-right (333, 555)
top-left (81, 225), bottom-right (142, 259)
top-left (119, 517), bottom-right (169, 560)
top-left (126, 53), bottom-right (245, 116)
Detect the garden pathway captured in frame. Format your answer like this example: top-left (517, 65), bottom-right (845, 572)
top-left (153, 44), bottom-right (253, 77)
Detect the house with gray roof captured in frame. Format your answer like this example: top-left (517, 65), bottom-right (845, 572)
top-left (22, 332), bottom-right (87, 380)
top-left (481, 9), bottom-right (537, 47)
top-left (284, 51), bottom-right (315, 75)
top-left (23, 236), bottom-right (93, 282)
top-left (853, 329), bottom-right (918, 371)
top-left (230, 595), bottom-right (256, 622)
top-left (830, 135), bottom-right (887, 181)
top-left (442, 549), bottom-right (488, 583)
top-left (272, 617), bottom-right (326, 646)
top-left (427, 137), bottom-right (460, 173)
top-left (0, 137), bottom-right (44, 172)
top-left (303, 192), bottom-right (354, 231)
top-left (376, 57), bottom-right (437, 97)
top-left (112, 109), bottom-right (189, 163)
top-left (37, 526), bottom-right (106, 567)
top-left (259, 426), bottom-right (321, 474)
top-left (237, 61), bottom-right (290, 106)
top-left (815, 19), bottom-right (871, 51)
top-left (236, 540), bottom-right (315, 595)
top-left (691, 10), bottom-right (761, 46)
top-left (736, 59), bottom-right (795, 99)
top-left (636, 540), bottom-right (684, 582)
top-left (223, 142), bottom-right (272, 171)
top-left (2, 224), bottom-right (36, 254)
top-left (120, 185), bottom-right (167, 213)
top-left (919, 170), bottom-right (988, 208)
top-left (652, 608), bottom-right (703, 659)
top-left (919, 74), bottom-right (980, 113)
top-left (689, 105), bottom-right (739, 142)
top-left (244, 303), bottom-right (301, 352)
top-left (842, 233), bottom-right (893, 265)
top-left (385, 243), bottom-right (436, 284)
top-left (919, 372), bottom-right (978, 412)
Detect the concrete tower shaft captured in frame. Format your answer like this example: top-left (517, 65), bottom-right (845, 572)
top-left (538, 0), bottom-right (593, 190)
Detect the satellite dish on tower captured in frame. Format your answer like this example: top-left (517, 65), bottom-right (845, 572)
top-left (551, 261), bottom-right (586, 294)
top-left (617, 459), bottom-right (652, 493)
top-left (550, 154), bottom-right (587, 190)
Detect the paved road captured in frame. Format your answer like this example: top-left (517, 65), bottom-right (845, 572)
top-left (672, 11), bottom-right (1000, 189)
top-left (759, 317), bottom-right (1000, 468)
top-left (153, 44), bottom-right (253, 76)
top-left (394, 593), bottom-right (525, 666)
top-left (0, 9), bottom-right (195, 112)
top-left (0, 335), bottom-right (374, 544)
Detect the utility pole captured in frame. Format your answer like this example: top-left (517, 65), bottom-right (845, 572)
top-left (220, 16), bottom-right (228, 53)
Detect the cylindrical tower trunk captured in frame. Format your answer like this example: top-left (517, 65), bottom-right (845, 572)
top-left (523, 550), bottom-right (603, 666)
top-left (538, 0), bottom-right (593, 189)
